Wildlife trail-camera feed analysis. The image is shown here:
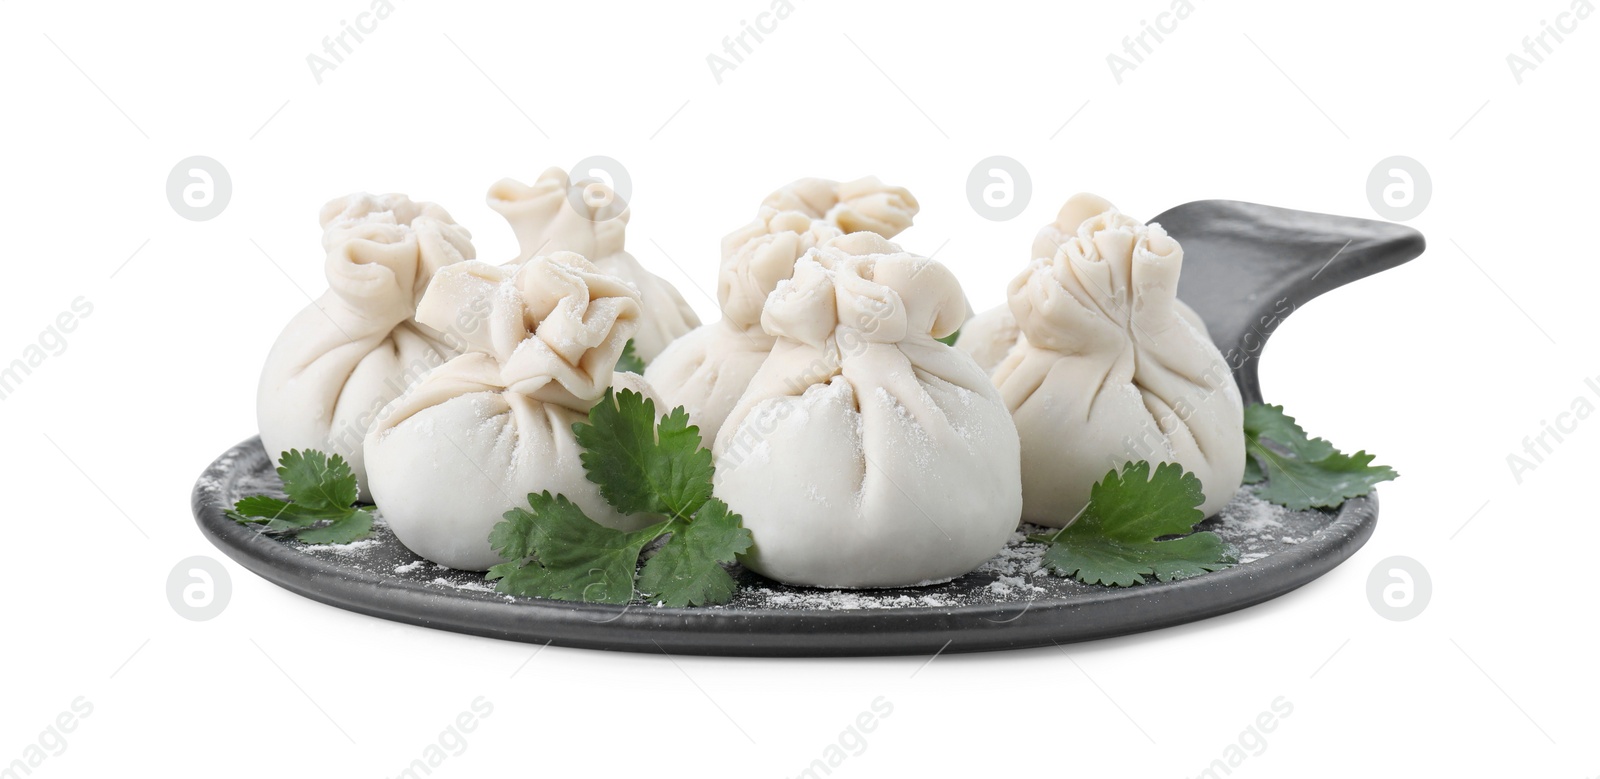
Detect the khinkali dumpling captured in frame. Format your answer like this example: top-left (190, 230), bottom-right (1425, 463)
top-left (487, 168), bottom-right (699, 361)
top-left (956, 193), bottom-right (1212, 373)
top-left (713, 233), bottom-right (1021, 588)
top-left (646, 177), bottom-right (919, 442)
top-left (257, 193), bottom-right (474, 499)
top-left (973, 193), bottom-right (1244, 524)
top-left (364, 253), bottom-right (655, 570)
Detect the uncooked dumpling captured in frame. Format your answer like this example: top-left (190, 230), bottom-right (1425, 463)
top-left (713, 233), bottom-right (1021, 588)
top-left (486, 168), bottom-right (699, 362)
top-left (978, 193), bottom-right (1245, 524)
top-left (364, 253), bottom-right (655, 570)
top-left (956, 193), bottom-right (1211, 373)
top-left (646, 177), bottom-right (919, 442)
top-left (257, 193), bottom-right (475, 500)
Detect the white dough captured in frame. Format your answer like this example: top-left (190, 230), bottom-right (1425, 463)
top-left (257, 193), bottom-right (475, 500)
top-left (486, 168), bottom-right (699, 362)
top-left (364, 253), bottom-right (654, 571)
top-left (646, 177), bottom-right (919, 442)
top-left (713, 233), bottom-right (1022, 588)
top-left (958, 193), bottom-right (1213, 373)
top-left (971, 193), bottom-right (1245, 524)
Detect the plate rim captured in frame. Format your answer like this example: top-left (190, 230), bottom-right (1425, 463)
top-left (193, 436), bottom-right (1376, 657)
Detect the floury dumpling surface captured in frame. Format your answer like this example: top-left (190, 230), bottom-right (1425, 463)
top-left (646, 177), bottom-right (920, 443)
top-left (957, 194), bottom-right (1214, 373)
top-left (713, 233), bottom-right (1021, 589)
top-left (257, 193), bottom-right (475, 500)
top-left (486, 167), bottom-right (699, 362)
top-left (363, 253), bottom-right (657, 571)
top-left (959, 193), bottom-right (1245, 525)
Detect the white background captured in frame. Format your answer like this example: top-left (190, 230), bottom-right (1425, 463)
top-left (1, 0), bottom-right (1595, 776)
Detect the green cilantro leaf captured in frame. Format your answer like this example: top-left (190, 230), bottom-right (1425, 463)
top-left (1028, 462), bottom-right (1236, 587)
top-left (487, 506), bottom-right (537, 562)
top-left (638, 499), bottom-right (754, 607)
top-left (295, 509), bottom-right (375, 545)
top-left (487, 492), bottom-right (666, 604)
top-left (574, 389), bottom-right (714, 520)
top-left (1244, 403), bottom-right (1336, 461)
top-left (936, 328), bottom-right (961, 347)
top-left (277, 449), bottom-right (359, 514)
top-left (227, 496), bottom-right (325, 526)
top-left (229, 449), bottom-right (375, 545)
top-left (615, 339), bottom-right (647, 374)
top-left (231, 495), bottom-right (294, 519)
top-left (488, 494), bottom-right (752, 607)
top-left (1250, 448), bottom-right (1397, 511)
top-left (1243, 403), bottom-right (1397, 510)
top-left (488, 393), bottom-right (753, 607)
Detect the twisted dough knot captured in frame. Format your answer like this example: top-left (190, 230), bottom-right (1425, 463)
top-left (486, 167), bottom-right (629, 263)
top-left (316, 192), bottom-right (475, 322)
top-left (412, 253), bottom-right (642, 410)
top-left (716, 208), bottom-right (844, 329)
top-left (1010, 198), bottom-right (1187, 352)
top-left (760, 233), bottom-right (968, 350)
top-left (716, 177), bottom-right (922, 332)
top-left (758, 176), bottom-right (920, 238)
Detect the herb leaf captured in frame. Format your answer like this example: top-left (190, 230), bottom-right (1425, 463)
top-left (296, 509), bottom-right (375, 545)
top-left (228, 496), bottom-right (326, 527)
top-left (277, 449), bottom-right (359, 513)
top-left (638, 499), bottom-right (754, 607)
top-left (1244, 404), bottom-right (1397, 510)
top-left (574, 389), bottom-right (714, 520)
top-left (1250, 449), bottom-right (1397, 510)
top-left (615, 339), bottom-right (647, 374)
top-left (1028, 462), bottom-right (1236, 587)
top-left (936, 328), bottom-right (961, 347)
top-left (229, 449), bottom-right (375, 545)
top-left (487, 492), bottom-right (666, 604)
top-left (490, 392), bottom-right (750, 607)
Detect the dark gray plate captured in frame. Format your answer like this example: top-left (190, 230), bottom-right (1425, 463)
top-left (193, 199), bottom-right (1423, 657)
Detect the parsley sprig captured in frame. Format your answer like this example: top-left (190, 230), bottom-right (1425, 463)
top-left (486, 389), bottom-right (753, 607)
top-left (228, 450), bottom-right (375, 545)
